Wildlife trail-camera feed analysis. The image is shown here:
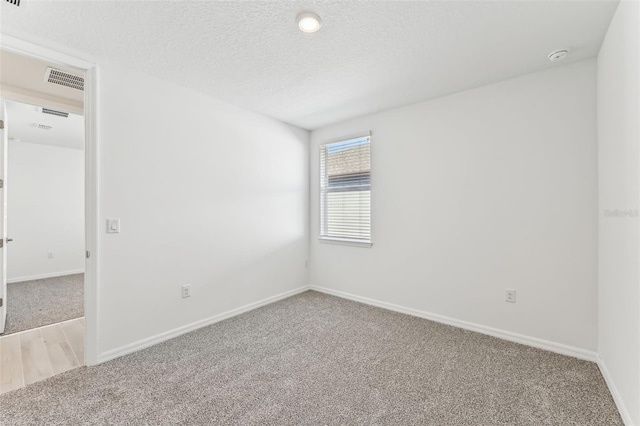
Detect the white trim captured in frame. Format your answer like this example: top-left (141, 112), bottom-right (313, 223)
top-left (597, 355), bottom-right (635, 426)
top-left (318, 237), bottom-right (372, 248)
top-left (0, 84), bottom-right (84, 116)
top-left (96, 285), bottom-right (310, 364)
top-left (0, 32), bottom-right (96, 69)
top-left (310, 285), bottom-right (598, 362)
top-left (322, 131), bottom-right (372, 146)
top-left (82, 65), bottom-right (99, 367)
top-left (8, 269), bottom-right (85, 283)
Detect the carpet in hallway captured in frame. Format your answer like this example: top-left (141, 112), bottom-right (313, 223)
top-left (2, 273), bottom-right (84, 335)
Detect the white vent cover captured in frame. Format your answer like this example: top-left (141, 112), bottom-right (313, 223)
top-left (4, 0), bottom-right (22, 7)
top-left (41, 108), bottom-right (69, 118)
top-left (44, 67), bottom-right (84, 91)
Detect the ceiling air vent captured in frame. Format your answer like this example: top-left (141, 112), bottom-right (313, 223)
top-left (42, 108), bottom-right (69, 118)
top-left (4, 0), bottom-right (22, 6)
top-left (44, 67), bottom-right (84, 91)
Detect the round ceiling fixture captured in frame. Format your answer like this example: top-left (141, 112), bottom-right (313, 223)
top-left (548, 49), bottom-right (569, 62)
top-left (297, 12), bottom-right (321, 33)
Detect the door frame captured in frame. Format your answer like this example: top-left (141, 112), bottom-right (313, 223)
top-left (0, 33), bottom-right (99, 366)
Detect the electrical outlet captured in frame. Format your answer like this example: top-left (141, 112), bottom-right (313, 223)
top-left (181, 284), bottom-right (191, 299)
top-left (47, 252), bottom-right (54, 259)
top-left (505, 289), bottom-right (516, 303)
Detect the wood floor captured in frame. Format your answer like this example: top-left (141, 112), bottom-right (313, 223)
top-left (0, 317), bottom-right (84, 395)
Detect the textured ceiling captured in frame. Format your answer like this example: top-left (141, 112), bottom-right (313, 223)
top-left (0, 1), bottom-right (618, 130)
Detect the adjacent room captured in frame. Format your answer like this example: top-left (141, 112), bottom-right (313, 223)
top-left (0, 49), bottom-right (87, 387)
top-left (3, 98), bottom-right (85, 335)
top-left (0, 1), bottom-right (638, 425)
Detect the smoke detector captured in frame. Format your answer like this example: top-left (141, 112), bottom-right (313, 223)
top-left (548, 49), bottom-right (569, 62)
top-left (44, 67), bottom-right (84, 91)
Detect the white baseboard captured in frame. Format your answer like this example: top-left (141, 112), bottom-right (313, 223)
top-left (8, 269), bottom-right (85, 283)
top-left (597, 355), bottom-right (635, 426)
top-left (310, 285), bottom-right (598, 362)
top-left (94, 283), bottom-right (631, 423)
top-left (96, 285), bottom-right (311, 364)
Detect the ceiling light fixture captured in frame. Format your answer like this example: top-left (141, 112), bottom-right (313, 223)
top-left (297, 12), bottom-right (321, 33)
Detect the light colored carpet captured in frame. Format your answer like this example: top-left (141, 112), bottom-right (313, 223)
top-left (0, 291), bottom-right (622, 425)
top-left (2, 274), bottom-right (84, 335)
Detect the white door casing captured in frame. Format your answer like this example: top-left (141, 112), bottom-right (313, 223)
top-left (0, 100), bottom-right (8, 334)
top-left (0, 33), bottom-right (97, 363)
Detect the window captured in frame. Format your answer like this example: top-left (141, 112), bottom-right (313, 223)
top-left (320, 136), bottom-right (371, 245)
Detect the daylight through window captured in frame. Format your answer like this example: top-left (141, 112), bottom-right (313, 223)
top-left (320, 136), bottom-right (371, 244)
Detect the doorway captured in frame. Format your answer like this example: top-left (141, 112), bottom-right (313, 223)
top-left (3, 98), bottom-right (85, 336)
top-left (0, 42), bottom-right (95, 393)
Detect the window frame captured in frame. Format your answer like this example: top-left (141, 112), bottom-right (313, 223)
top-left (319, 135), bottom-right (372, 248)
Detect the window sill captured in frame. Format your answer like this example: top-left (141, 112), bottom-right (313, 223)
top-left (318, 237), bottom-right (372, 248)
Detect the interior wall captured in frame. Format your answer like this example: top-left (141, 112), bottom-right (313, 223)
top-left (7, 140), bottom-right (84, 282)
top-left (310, 59), bottom-right (598, 352)
top-left (597, 0), bottom-right (640, 424)
top-left (96, 60), bottom-right (309, 356)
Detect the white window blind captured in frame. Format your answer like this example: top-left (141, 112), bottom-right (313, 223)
top-left (320, 136), bottom-right (371, 244)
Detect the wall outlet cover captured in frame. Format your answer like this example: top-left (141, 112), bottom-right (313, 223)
top-left (181, 284), bottom-right (191, 298)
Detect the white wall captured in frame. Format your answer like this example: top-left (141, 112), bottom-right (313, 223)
top-left (310, 59), bottom-right (598, 352)
top-left (7, 140), bottom-right (84, 281)
top-left (96, 61), bottom-right (309, 355)
top-left (597, 1), bottom-right (640, 424)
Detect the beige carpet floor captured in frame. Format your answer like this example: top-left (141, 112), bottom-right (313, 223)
top-left (2, 274), bottom-right (84, 335)
top-left (0, 291), bottom-right (622, 425)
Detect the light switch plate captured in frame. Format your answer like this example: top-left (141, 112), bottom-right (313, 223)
top-left (106, 218), bottom-right (120, 233)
